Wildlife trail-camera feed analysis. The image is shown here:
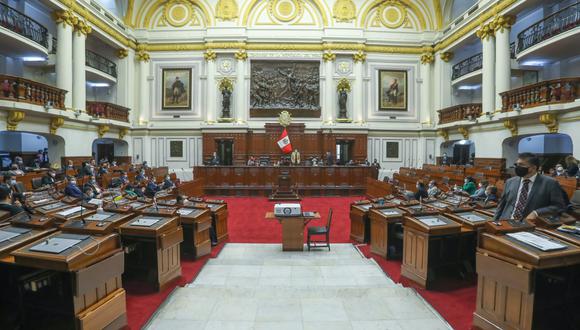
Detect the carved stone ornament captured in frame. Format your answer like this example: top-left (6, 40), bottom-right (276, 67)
top-left (322, 51), bottom-right (336, 62)
top-left (216, 0), bottom-right (239, 21)
top-left (420, 52), bottom-right (434, 64)
top-left (278, 110), bottom-right (292, 127)
top-left (117, 49), bottom-right (129, 59)
top-left (440, 52), bottom-right (454, 62)
top-left (539, 113), bottom-right (558, 133)
top-left (437, 129), bottom-right (449, 141)
top-left (53, 10), bottom-right (75, 27)
top-left (74, 19), bottom-right (92, 36)
top-left (218, 78), bottom-right (234, 92)
top-left (336, 60), bottom-right (352, 75)
top-left (476, 22), bottom-right (494, 40)
top-left (234, 49), bottom-right (248, 61)
top-left (136, 44), bottom-right (150, 62)
top-left (119, 128), bottom-right (129, 139)
top-left (204, 49), bottom-right (217, 62)
top-left (7, 110), bottom-right (25, 131)
top-left (336, 78), bottom-right (351, 92)
top-left (218, 58), bottom-right (235, 75)
top-left (333, 0), bottom-right (356, 22)
top-left (49, 117), bottom-right (64, 135)
top-left (98, 125), bottom-right (110, 138)
top-left (491, 15), bottom-right (516, 33)
top-left (353, 50), bottom-right (366, 63)
top-left (503, 119), bottom-right (518, 137)
top-left (458, 126), bottom-right (469, 139)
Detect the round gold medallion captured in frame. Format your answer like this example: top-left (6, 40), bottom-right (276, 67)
top-left (164, 0), bottom-right (193, 27)
top-left (378, 1), bottom-right (406, 29)
top-left (269, 0), bottom-right (303, 23)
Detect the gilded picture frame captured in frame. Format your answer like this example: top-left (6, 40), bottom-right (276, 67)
top-left (378, 70), bottom-right (407, 111)
top-left (162, 68), bottom-right (192, 110)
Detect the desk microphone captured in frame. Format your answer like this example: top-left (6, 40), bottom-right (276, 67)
top-left (80, 205), bottom-right (86, 226)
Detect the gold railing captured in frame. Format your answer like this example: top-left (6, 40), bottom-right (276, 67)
top-left (500, 77), bottom-right (579, 112)
top-left (437, 103), bottom-right (482, 124)
top-left (86, 101), bottom-right (130, 122)
top-left (0, 74), bottom-right (66, 109)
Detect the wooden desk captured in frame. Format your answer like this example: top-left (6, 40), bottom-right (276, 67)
top-left (12, 233), bottom-right (126, 329)
top-left (531, 213), bottom-right (576, 228)
top-left (483, 219), bottom-right (535, 235)
top-left (369, 207), bottom-right (405, 258)
top-left (139, 205), bottom-right (178, 217)
top-left (26, 196), bottom-right (61, 209)
top-left (265, 212), bottom-right (320, 251)
top-left (52, 206), bottom-right (97, 225)
top-left (446, 211), bottom-right (493, 230)
top-left (475, 207), bottom-right (497, 218)
top-left (398, 204), bottom-right (439, 216)
top-left (0, 210), bottom-right (11, 223)
top-left (104, 200), bottom-right (150, 213)
top-left (204, 202), bottom-right (229, 243)
top-left (537, 227), bottom-right (580, 246)
top-left (350, 202), bottom-right (372, 243)
top-left (119, 216), bottom-right (183, 291)
top-left (178, 207), bottom-right (212, 258)
top-left (0, 225), bottom-right (56, 261)
top-left (61, 212), bottom-right (135, 235)
top-left (474, 231), bottom-right (580, 330)
top-left (401, 215), bottom-right (465, 288)
top-left (35, 201), bottom-right (71, 216)
top-left (9, 212), bottom-right (57, 229)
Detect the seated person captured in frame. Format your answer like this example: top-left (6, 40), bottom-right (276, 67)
top-left (210, 152), bottom-right (220, 165)
top-left (4, 174), bottom-right (26, 201)
top-left (161, 175), bottom-right (175, 190)
top-left (41, 169), bottom-right (57, 186)
top-left (346, 159), bottom-right (356, 166)
top-left (144, 178), bottom-right (161, 198)
top-left (135, 169), bottom-right (146, 183)
top-left (83, 175), bottom-right (103, 198)
top-left (0, 184), bottom-right (25, 216)
top-left (142, 161), bottom-right (150, 169)
top-left (98, 163), bottom-right (109, 175)
top-left (64, 177), bottom-right (83, 198)
top-left (247, 156), bottom-right (256, 166)
top-left (427, 180), bottom-right (440, 197)
top-left (553, 164), bottom-right (566, 177)
top-left (83, 186), bottom-right (97, 202)
top-left (565, 156), bottom-right (579, 177)
top-left (484, 185), bottom-right (498, 203)
top-left (470, 180), bottom-right (488, 200)
top-left (64, 160), bottom-right (75, 170)
top-left (8, 164), bottom-right (24, 176)
top-left (414, 181), bottom-right (429, 201)
top-left (461, 176), bottom-right (477, 195)
top-left (119, 171), bottom-right (130, 185)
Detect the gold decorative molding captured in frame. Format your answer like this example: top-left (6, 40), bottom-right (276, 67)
top-left (204, 49), bottom-right (217, 62)
top-left (268, 0), bottom-right (304, 23)
top-left (377, 0), bottom-right (408, 29)
top-left (53, 9), bottom-right (75, 27)
top-left (476, 22), bottom-right (494, 40)
top-left (124, 0), bottom-right (135, 27)
top-left (119, 127), bottom-right (129, 139)
top-left (458, 126), bottom-right (469, 139)
top-left (503, 119), bottom-right (517, 137)
top-left (117, 49), bottom-right (129, 59)
top-left (6, 110), bottom-right (25, 131)
top-left (97, 125), bottom-right (110, 138)
top-left (216, 0), bottom-right (239, 21)
top-left (136, 44), bottom-right (150, 62)
top-left (73, 19), bottom-right (92, 36)
top-left (437, 129), bottom-right (448, 141)
top-left (420, 52), bottom-right (434, 64)
top-left (440, 52), bottom-right (453, 62)
top-left (353, 50), bottom-right (366, 63)
top-left (218, 78), bottom-right (234, 92)
top-left (490, 14), bottom-right (516, 33)
top-left (333, 0), bottom-right (356, 22)
top-left (337, 78), bottom-right (351, 92)
top-left (539, 113), bottom-right (558, 133)
top-left (49, 117), bottom-right (64, 135)
top-left (234, 49), bottom-right (248, 61)
top-left (322, 51), bottom-right (336, 62)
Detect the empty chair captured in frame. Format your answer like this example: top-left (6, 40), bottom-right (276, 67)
top-left (307, 208), bottom-right (332, 251)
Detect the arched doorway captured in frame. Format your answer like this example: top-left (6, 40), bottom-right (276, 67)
top-left (92, 138), bottom-right (129, 164)
top-left (440, 139), bottom-right (475, 165)
top-left (0, 131), bottom-right (65, 170)
top-left (502, 133), bottom-right (573, 170)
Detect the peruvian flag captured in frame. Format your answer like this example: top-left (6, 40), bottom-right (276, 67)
top-left (277, 128), bottom-right (293, 154)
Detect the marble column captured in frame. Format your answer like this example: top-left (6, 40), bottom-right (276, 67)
top-left (494, 15), bottom-right (516, 111)
top-left (54, 10), bottom-right (73, 109)
top-left (419, 53), bottom-right (434, 125)
top-left (352, 51), bottom-right (366, 123)
top-left (205, 50), bottom-right (217, 123)
top-left (478, 23), bottom-right (495, 114)
top-left (234, 50), bottom-right (247, 123)
top-left (72, 20), bottom-right (91, 112)
top-left (136, 47), bottom-right (150, 125)
top-left (116, 48), bottom-right (135, 111)
top-left (323, 51), bottom-right (335, 123)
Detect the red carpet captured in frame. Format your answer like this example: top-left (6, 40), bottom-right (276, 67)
top-left (125, 197), bottom-right (476, 329)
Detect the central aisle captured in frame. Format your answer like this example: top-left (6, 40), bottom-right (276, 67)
top-left (146, 243), bottom-right (451, 330)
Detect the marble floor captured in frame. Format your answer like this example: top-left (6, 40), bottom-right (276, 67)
top-left (146, 244), bottom-right (452, 330)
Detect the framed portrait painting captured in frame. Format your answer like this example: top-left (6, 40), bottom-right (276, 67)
top-left (162, 68), bottom-right (191, 110)
top-left (378, 70), bottom-right (407, 111)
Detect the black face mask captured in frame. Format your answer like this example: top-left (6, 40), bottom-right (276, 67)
top-left (515, 165), bottom-right (529, 177)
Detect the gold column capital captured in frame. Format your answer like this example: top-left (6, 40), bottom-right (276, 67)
top-left (98, 125), bottom-right (110, 138)
top-left (53, 9), bottom-right (75, 27)
top-left (322, 51), bottom-right (336, 63)
top-left (204, 49), bottom-right (217, 62)
top-left (437, 129), bottom-right (449, 141)
top-left (503, 119), bottom-right (518, 137)
top-left (7, 110), bottom-right (26, 131)
top-left (49, 117), bottom-right (65, 135)
top-left (117, 49), bottom-right (129, 59)
top-left (74, 19), bottom-right (92, 36)
top-left (491, 14), bottom-right (516, 33)
top-left (539, 113), bottom-right (558, 133)
top-left (353, 50), bottom-right (366, 63)
top-left (136, 44), bottom-right (150, 62)
top-left (119, 127), bottom-right (129, 139)
top-left (440, 52), bottom-right (454, 62)
top-left (476, 22), bottom-right (495, 40)
top-left (234, 49), bottom-right (248, 61)
top-left (420, 52), bottom-right (434, 65)
top-left (458, 126), bottom-right (469, 139)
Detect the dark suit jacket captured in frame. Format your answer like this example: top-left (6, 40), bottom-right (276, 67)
top-left (494, 174), bottom-right (566, 220)
top-left (64, 184), bottom-right (83, 198)
top-left (41, 175), bottom-right (55, 186)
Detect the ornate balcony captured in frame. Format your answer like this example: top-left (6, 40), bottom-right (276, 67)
top-left (517, 3), bottom-right (580, 54)
top-left (452, 53), bottom-right (482, 81)
top-left (0, 74), bottom-right (66, 109)
top-left (86, 101), bottom-right (129, 122)
top-left (500, 77), bottom-right (580, 112)
top-left (0, 2), bottom-right (48, 48)
top-left (86, 50), bottom-right (117, 78)
top-left (437, 103), bottom-right (482, 125)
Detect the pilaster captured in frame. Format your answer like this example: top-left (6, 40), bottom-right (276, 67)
top-left (477, 22), bottom-right (496, 115)
top-left (492, 15), bottom-right (516, 111)
top-left (205, 50), bottom-right (217, 124)
top-left (323, 51), bottom-right (336, 124)
top-left (352, 51), bottom-right (366, 123)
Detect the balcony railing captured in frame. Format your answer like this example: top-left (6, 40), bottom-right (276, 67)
top-left (500, 77), bottom-right (580, 112)
top-left (86, 101), bottom-right (130, 122)
top-left (0, 74), bottom-right (66, 109)
top-left (452, 53), bottom-right (483, 80)
top-left (437, 103), bottom-right (482, 124)
top-left (510, 42), bottom-right (516, 59)
top-left (0, 2), bottom-right (48, 48)
top-left (86, 50), bottom-right (117, 78)
top-left (517, 3), bottom-right (580, 54)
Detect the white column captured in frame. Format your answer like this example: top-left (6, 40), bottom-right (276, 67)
top-left (419, 59), bottom-right (432, 125)
top-left (205, 51), bottom-right (217, 123)
top-left (55, 17), bottom-right (73, 109)
top-left (352, 52), bottom-right (365, 123)
top-left (495, 16), bottom-right (514, 111)
top-left (324, 54), bottom-right (334, 123)
top-left (235, 54), bottom-right (246, 122)
top-left (138, 58), bottom-right (149, 124)
top-left (480, 26), bottom-right (496, 114)
top-left (117, 49), bottom-right (135, 110)
top-left (72, 24), bottom-right (88, 112)
top-left (433, 56), bottom-right (442, 111)
top-left (439, 53), bottom-right (453, 108)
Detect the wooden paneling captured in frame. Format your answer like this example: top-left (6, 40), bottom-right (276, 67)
top-left (401, 227), bottom-right (429, 287)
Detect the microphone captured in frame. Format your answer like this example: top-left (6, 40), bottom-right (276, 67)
top-left (80, 204), bottom-right (86, 226)
top-left (154, 190), bottom-right (160, 212)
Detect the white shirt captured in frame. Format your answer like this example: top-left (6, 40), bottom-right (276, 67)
top-left (511, 173), bottom-right (537, 218)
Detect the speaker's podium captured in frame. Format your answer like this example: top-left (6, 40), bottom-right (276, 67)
top-left (269, 170), bottom-right (301, 201)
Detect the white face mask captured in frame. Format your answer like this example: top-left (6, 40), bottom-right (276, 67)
top-left (10, 180), bottom-right (16, 185)
top-left (557, 167), bottom-right (564, 172)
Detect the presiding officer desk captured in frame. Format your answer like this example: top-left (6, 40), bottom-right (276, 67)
top-left (195, 165), bottom-right (373, 196)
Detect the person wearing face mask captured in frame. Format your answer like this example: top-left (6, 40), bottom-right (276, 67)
top-left (427, 180), bottom-right (440, 197)
top-left (64, 176), bottom-right (83, 198)
top-left (41, 169), bottom-right (57, 186)
top-left (0, 184), bottom-right (25, 216)
top-left (470, 180), bottom-right (488, 200)
top-left (483, 185), bottom-right (498, 203)
top-left (553, 164), bottom-right (566, 177)
top-left (413, 181), bottom-right (429, 201)
top-left (4, 174), bottom-right (26, 201)
top-left (83, 175), bottom-right (102, 198)
top-left (461, 176), bottom-right (476, 195)
top-left (494, 153), bottom-right (566, 221)
top-left (565, 156), bottom-right (579, 177)
top-left (162, 175), bottom-right (175, 190)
